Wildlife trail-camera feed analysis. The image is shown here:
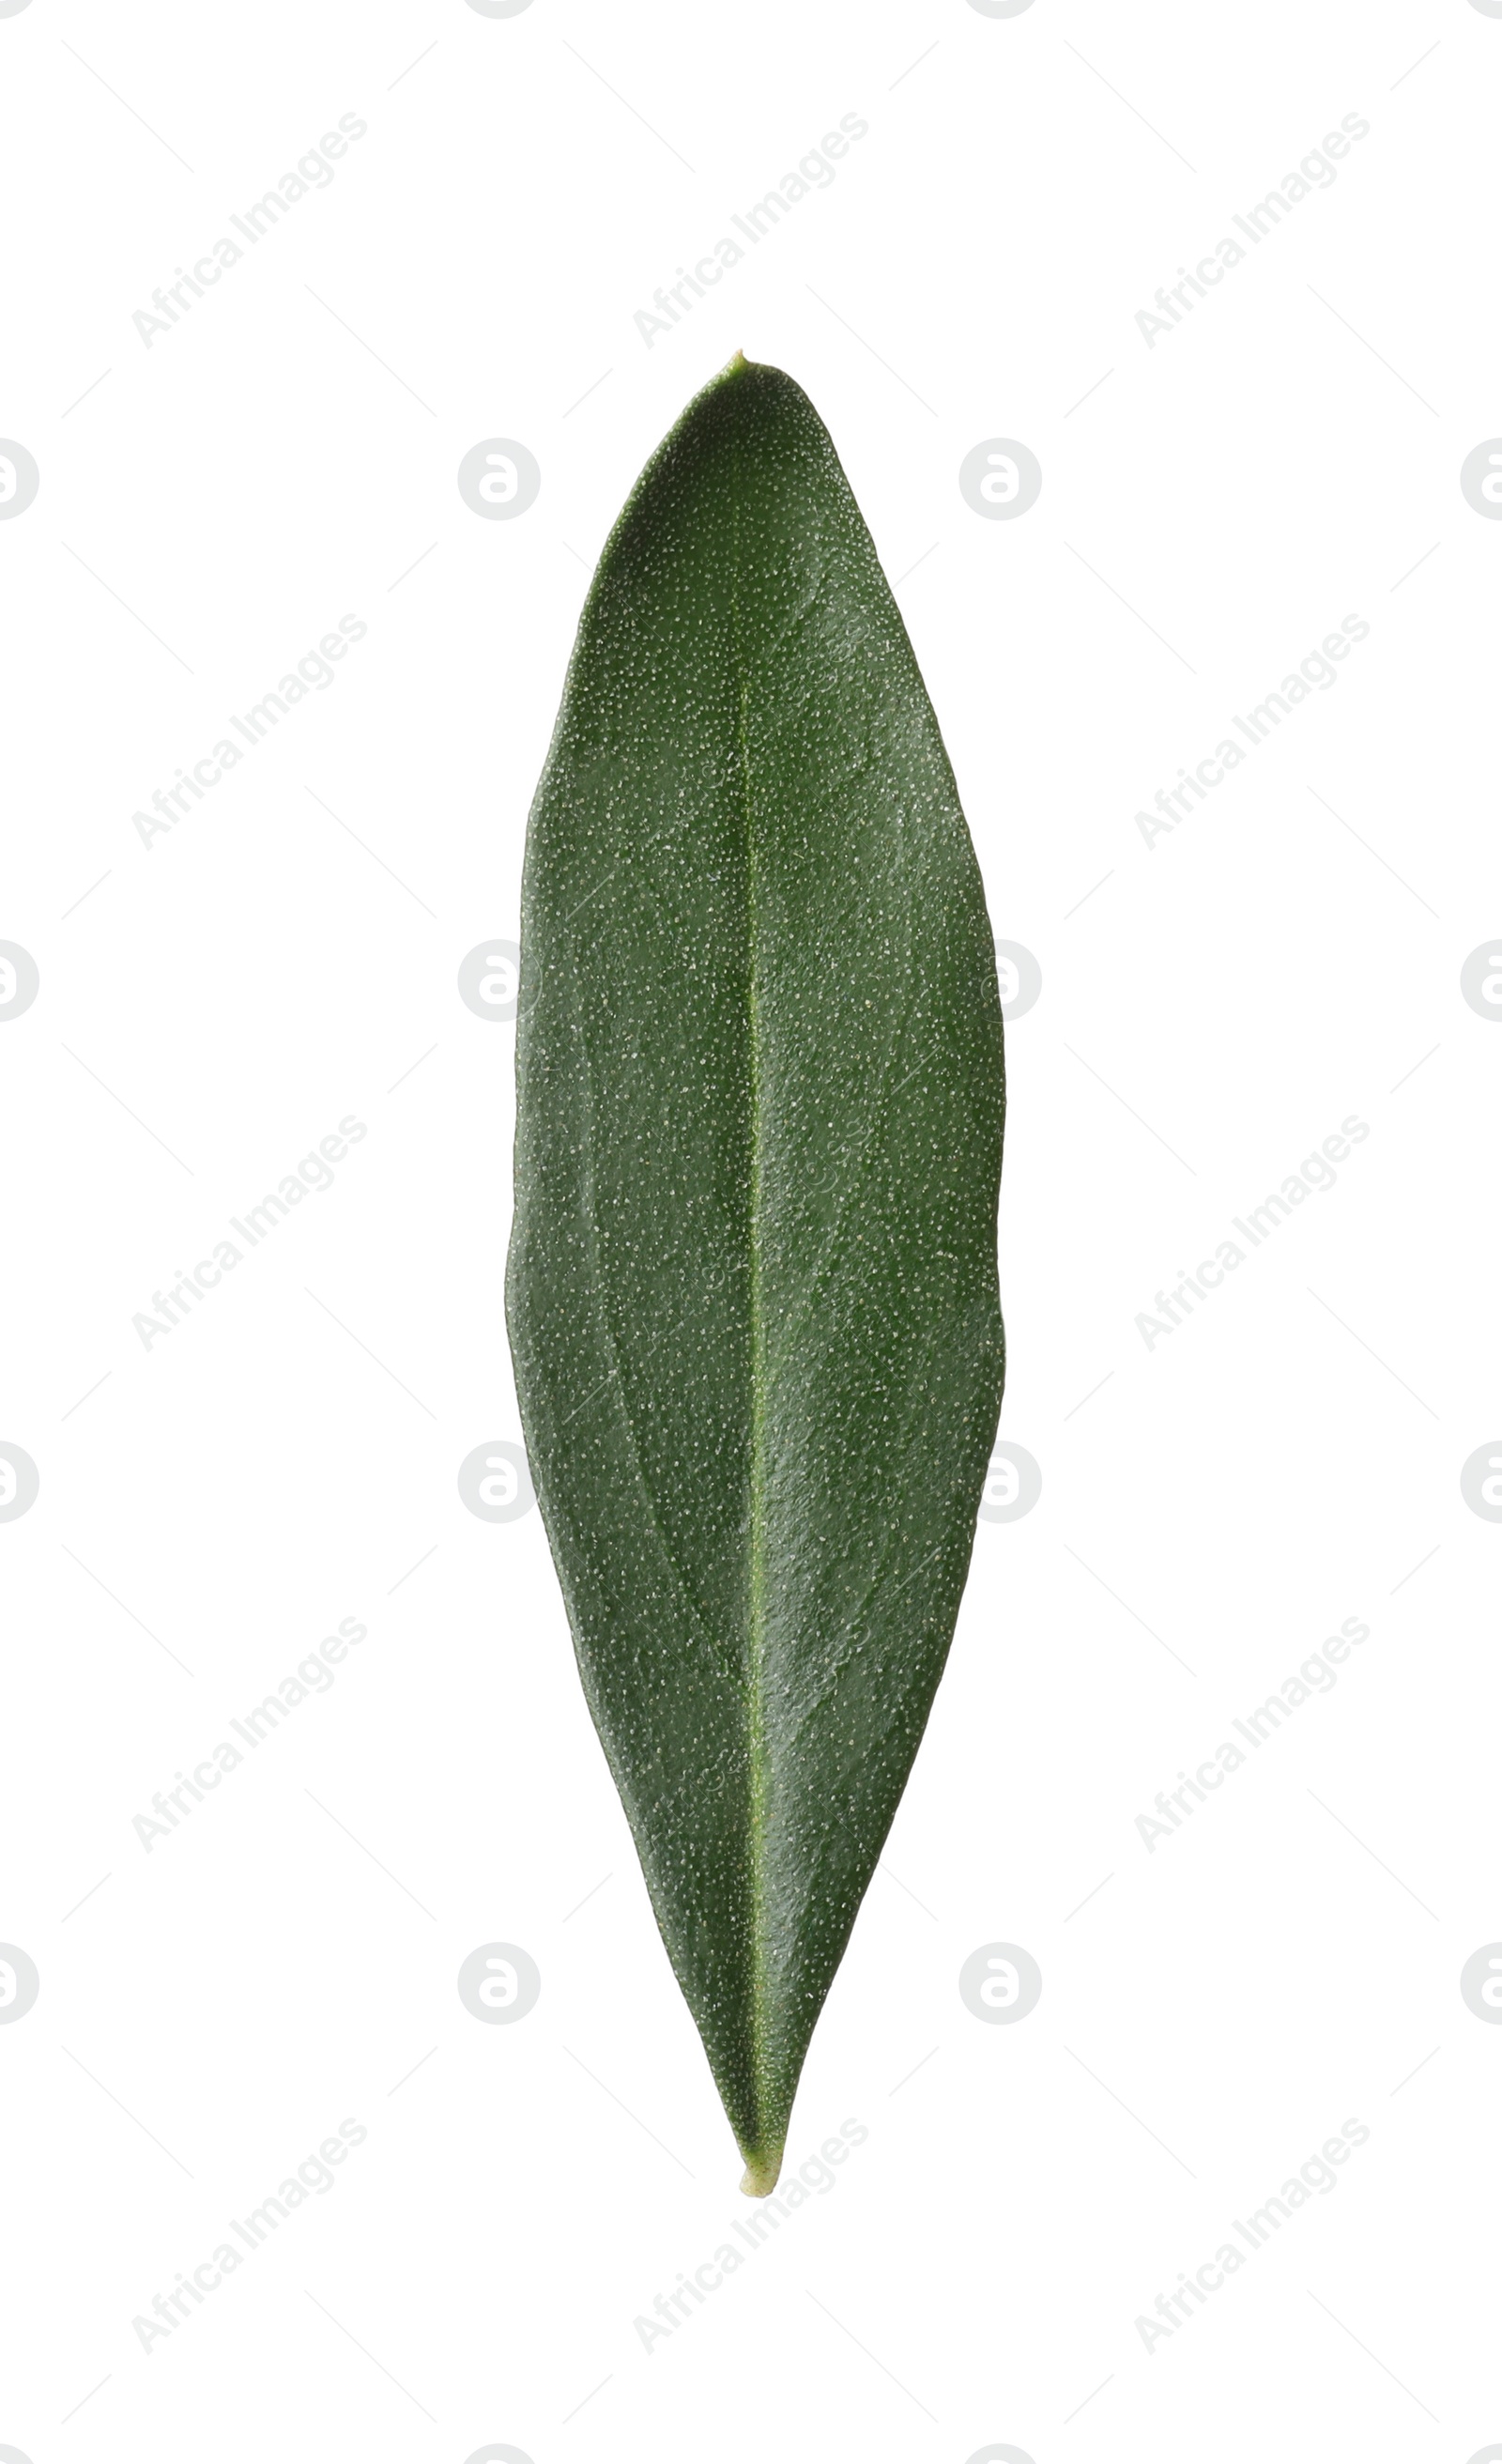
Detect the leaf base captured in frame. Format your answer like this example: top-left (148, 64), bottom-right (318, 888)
top-left (739, 2149), bottom-right (784, 2198)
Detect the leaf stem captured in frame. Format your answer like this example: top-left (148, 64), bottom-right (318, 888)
top-left (740, 2148), bottom-right (784, 2198)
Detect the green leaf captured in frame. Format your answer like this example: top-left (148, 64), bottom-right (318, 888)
top-left (507, 354), bottom-right (1004, 2193)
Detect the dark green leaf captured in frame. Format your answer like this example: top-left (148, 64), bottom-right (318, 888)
top-left (507, 355), bottom-right (1004, 2191)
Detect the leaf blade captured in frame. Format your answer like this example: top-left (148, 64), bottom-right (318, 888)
top-left (507, 356), bottom-right (1004, 2188)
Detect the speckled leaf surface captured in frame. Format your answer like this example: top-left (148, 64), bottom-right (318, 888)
top-left (506, 356), bottom-right (1004, 2192)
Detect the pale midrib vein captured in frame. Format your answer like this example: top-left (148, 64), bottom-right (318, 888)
top-left (729, 432), bottom-right (775, 2161)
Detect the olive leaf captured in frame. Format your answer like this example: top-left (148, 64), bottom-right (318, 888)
top-left (507, 354), bottom-right (1004, 2193)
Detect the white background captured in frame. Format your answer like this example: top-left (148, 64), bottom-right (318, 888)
top-left (2, 2), bottom-right (1499, 2458)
